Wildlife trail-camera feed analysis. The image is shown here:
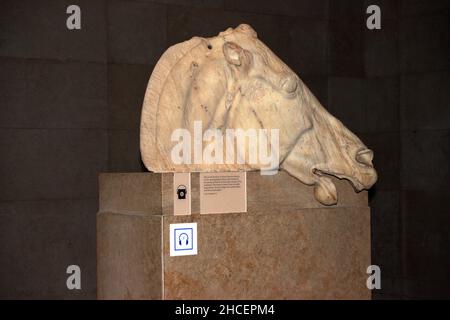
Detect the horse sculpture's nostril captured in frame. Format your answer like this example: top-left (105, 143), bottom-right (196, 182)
top-left (356, 149), bottom-right (374, 166)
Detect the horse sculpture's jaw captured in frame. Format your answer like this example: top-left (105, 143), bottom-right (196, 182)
top-left (140, 24), bottom-right (377, 205)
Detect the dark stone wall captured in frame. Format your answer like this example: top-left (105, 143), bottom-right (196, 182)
top-left (0, 0), bottom-right (448, 299)
top-left (396, 1), bottom-right (450, 299)
top-left (0, 0), bottom-right (107, 299)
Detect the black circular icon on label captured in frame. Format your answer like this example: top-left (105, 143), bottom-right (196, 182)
top-left (177, 185), bottom-right (187, 199)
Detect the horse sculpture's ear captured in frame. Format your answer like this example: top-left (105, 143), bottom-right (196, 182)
top-left (223, 42), bottom-right (246, 66)
top-left (237, 24), bottom-right (258, 38)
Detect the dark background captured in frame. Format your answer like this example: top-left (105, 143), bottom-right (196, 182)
top-left (0, 0), bottom-right (449, 299)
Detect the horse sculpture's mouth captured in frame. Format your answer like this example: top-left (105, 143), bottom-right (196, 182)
top-left (313, 167), bottom-right (364, 191)
top-left (312, 161), bottom-right (377, 195)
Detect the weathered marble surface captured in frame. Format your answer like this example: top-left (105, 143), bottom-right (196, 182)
top-left (97, 173), bottom-right (371, 300)
top-left (97, 212), bottom-right (162, 300)
top-left (163, 208), bottom-right (370, 300)
top-left (140, 24), bottom-right (377, 205)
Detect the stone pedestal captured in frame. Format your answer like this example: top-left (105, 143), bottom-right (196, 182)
top-left (97, 172), bottom-right (371, 299)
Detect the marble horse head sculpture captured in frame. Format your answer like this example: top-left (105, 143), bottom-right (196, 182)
top-left (140, 24), bottom-right (377, 205)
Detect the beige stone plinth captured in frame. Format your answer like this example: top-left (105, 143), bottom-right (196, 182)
top-left (97, 172), bottom-right (371, 300)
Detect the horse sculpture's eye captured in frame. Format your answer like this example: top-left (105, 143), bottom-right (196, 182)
top-left (281, 76), bottom-right (297, 94)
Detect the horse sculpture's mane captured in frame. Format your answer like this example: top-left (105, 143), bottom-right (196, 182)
top-left (141, 37), bottom-right (203, 170)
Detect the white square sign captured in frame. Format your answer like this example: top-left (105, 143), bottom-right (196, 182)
top-left (169, 223), bottom-right (198, 257)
